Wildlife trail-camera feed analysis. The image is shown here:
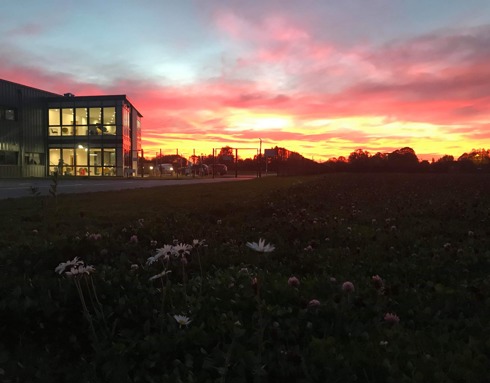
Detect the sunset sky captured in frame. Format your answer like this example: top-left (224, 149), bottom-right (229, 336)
top-left (1, 0), bottom-right (490, 162)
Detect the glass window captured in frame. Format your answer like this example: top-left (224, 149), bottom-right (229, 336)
top-left (62, 108), bottom-right (74, 125)
top-left (76, 125), bottom-right (88, 136)
top-left (124, 147), bottom-right (131, 167)
top-left (75, 108), bottom-right (88, 125)
top-left (0, 151), bottom-right (18, 164)
top-left (61, 126), bottom-right (74, 136)
top-left (25, 153), bottom-right (43, 165)
top-left (76, 146), bottom-right (88, 165)
top-left (102, 148), bottom-right (116, 176)
top-left (75, 108), bottom-right (88, 135)
top-left (49, 109), bottom-right (61, 135)
top-left (49, 109), bottom-right (60, 125)
top-left (103, 148), bottom-right (116, 165)
top-left (89, 148), bottom-right (102, 175)
top-left (49, 127), bottom-right (60, 136)
top-left (60, 108), bottom-right (74, 136)
top-left (62, 149), bottom-right (74, 175)
top-left (103, 107), bottom-right (115, 125)
top-left (76, 146), bottom-right (88, 176)
top-left (49, 148), bottom-right (61, 174)
top-left (89, 108), bottom-right (101, 125)
top-left (5, 109), bottom-right (16, 121)
top-left (104, 125), bottom-right (116, 135)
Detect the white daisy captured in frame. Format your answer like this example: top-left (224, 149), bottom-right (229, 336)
top-left (246, 238), bottom-right (275, 253)
top-left (55, 257), bottom-right (83, 274)
top-left (173, 314), bottom-right (192, 327)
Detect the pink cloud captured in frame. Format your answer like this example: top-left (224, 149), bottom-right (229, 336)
top-left (3, 14), bottom-right (490, 162)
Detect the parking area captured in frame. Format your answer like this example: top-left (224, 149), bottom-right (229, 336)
top-left (0, 176), bottom-right (256, 200)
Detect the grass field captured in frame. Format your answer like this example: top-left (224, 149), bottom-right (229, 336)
top-left (1, 173), bottom-right (490, 382)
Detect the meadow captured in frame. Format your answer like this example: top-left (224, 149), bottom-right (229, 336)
top-left (1, 173), bottom-right (489, 383)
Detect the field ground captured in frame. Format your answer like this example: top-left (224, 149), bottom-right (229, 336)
top-left (1, 173), bottom-right (489, 382)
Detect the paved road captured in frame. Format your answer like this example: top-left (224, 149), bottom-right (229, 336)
top-left (0, 176), bottom-right (256, 200)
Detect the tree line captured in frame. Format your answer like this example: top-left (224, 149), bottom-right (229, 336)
top-left (147, 146), bottom-right (490, 175)
top-left (325, 147), bottom-right (490, 173)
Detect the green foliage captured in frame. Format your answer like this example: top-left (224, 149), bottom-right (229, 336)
top-left (1, 174), bottom-right (490, 382)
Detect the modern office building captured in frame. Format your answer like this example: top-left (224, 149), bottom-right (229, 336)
top-left (0, 79), bottom-right (142, 178)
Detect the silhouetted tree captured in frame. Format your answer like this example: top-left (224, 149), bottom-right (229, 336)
top-left (387, 147), bottom-right (419, 171)
top-left (370, 152), bottom-right (388, 172)
top-left (431, 155), bottom-right (455, 172)
top-left (218, 146), bottom-right (235, 164)
top-left (459, 148), bottom-right (490, 167)
top-left (324, 156), bottom-right (349, 172)
top-left (348, 149), bottom-right (371, 171)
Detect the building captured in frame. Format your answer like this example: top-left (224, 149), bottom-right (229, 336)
top-left (0, 79), bottom-right (142, 178)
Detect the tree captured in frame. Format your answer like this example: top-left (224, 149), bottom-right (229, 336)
top-left (431, 155), bottom-right (455, 172)
top-left (218, 146), bottom-right (234, 163)
top-left (370, 152), bottom-right (388, 171)
top-left (459, 148), bottom-right (490, 167)
top-left (348, 149), bottom-right (371, 171)
top-left (387, 147), bottom-right (419, 171)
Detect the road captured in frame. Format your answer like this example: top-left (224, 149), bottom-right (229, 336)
top-left (0, 176), bottom-right (256, 200)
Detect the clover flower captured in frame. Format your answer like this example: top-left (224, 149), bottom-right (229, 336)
top-left (308, 299), bottom-right (321, 308)
top-left (251, 277), bottom-right (259, 295)
top-left (238, 267), bottom-right (249, 276)
top-left (246, 238), bottom-right (275, 253)
top-left (174, 314), bottom-right (191, 328)
top-left (288, 276), bottom-right (300, 287)
top-left (384, 312), bottom-right (400, 324)
top-left (342, 281), bottom-right (355, 293)
top-left (371, 275), bottom-right (384, 290)
top-left (129, 235), bottom-right (138, 244)
top-left (88, 233), bottom-right (102, 241)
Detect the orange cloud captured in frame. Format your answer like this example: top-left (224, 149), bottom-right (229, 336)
top-left (3, 15), bottom-right (490, 162)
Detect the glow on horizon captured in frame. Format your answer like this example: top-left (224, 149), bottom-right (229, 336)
top-left (143, 115), bottom-right (474, 162)
top-left (1, 0), bottom-right (490, 163)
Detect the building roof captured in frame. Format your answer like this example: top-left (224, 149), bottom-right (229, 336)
top-left (1, 79), bottom-right (142, 117)
top-left (47, 93), bottom-right (143, 117)
top-left (0, 78), bottom-right (62, 97)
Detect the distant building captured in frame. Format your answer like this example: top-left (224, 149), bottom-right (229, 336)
top-left (0, 79), bottom-right (142, 178)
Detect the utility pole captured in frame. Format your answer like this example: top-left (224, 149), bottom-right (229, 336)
top-left (259, 138), bottom-right (262, 178)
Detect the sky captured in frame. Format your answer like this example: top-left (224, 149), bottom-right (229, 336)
top-left (1, 0), bottom-right (490, 162)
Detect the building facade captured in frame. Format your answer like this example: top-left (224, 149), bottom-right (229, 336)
top-left (0, 79), bottom-right (142, 178)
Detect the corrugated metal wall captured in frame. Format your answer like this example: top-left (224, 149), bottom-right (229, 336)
top-left (0, 79), bottom-right (59, 178)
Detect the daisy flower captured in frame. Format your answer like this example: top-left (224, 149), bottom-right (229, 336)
top-left (173, 314), bottom-right (192, 327)
top-left (246, 238), bottom-right (275, 253)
